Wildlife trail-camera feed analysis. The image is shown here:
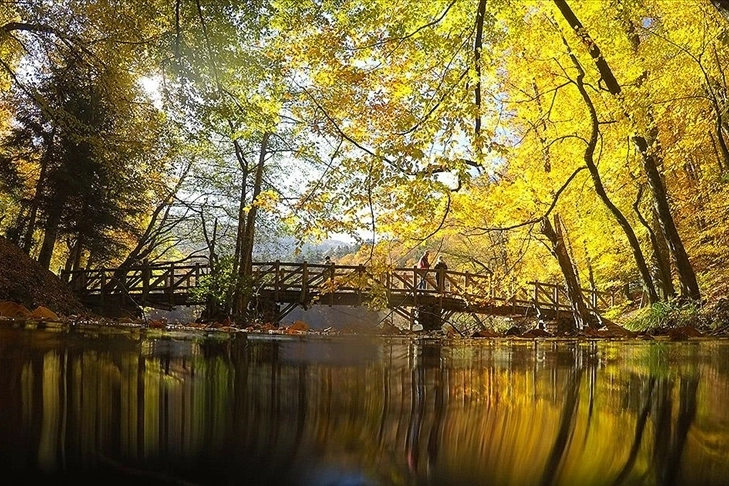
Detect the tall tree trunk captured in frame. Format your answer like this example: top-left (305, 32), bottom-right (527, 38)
top-left (473, 0), bottom-right (488, 138)
top-left (23, 128), bottom-right (55, 254)
top-left (632, 136), bottom-right (700, 301)
top-left (37, 204), bottom-right (62, 270)
top-left (234, 132), bottom-right (270, 317)
top-left (553, 0), bottom-right (700, 302)
top-left (229, 136), bottom-right (249, 312)
top-left (567, 48), bottom-right (659, 304)
top-left (541, 215), bottom-right (592, 329)
top-left (633, 185), bottom-right (675, 300)
top-left (71, 233), bottom-right (84, 272)
top-left (712, 105), bottom-right (729, 171)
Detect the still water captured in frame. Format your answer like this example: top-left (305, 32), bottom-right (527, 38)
top-left (0, 325), bottom-right (728, 486)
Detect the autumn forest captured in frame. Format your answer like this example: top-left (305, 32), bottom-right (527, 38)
top-left (2, 0), bottom-right (729, 326)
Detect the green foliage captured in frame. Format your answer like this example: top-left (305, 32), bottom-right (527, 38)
top-left (624, 299), bottom-right (701, 332)
top-left (190, 255), bottom-right (239, 309)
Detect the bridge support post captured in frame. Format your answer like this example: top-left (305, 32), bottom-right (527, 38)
top-left (251, 298), bottom-right (280, 325)
top-left (416, 304), bottom-right (443, 331)
top-left (100, 272), bottom-right (106, 308)
top-left (142, 260), bottom-right (150, 305)
top-left (301, 262), bottom-right (309, 305)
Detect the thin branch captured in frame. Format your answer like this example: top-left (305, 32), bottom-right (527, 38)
top-left (411, 190), bottom-right (453, 242)
top-left (474, 0), bottom-right (489, 136)
top-left (473, 166), bottom-right (587, 232)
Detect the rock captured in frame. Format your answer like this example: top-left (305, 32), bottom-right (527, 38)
top-left (598, 321), bottom-right (637, 338)
top-left (289, 320), bottom-right (310, 331)
top-left (668, 326), bottom-right (703, 340)
top-left (0, 301), bottom-right (31, 317)
top-left (29, 305), bottom-right (59, 320)
top-left (445, 325), bottom-right (461, 338)
top-left (522, 328), bottom-right (552, 338)
top-left (378, 322), bottom-right (403, 335)
top-left (148, 319), bottom-right (167, 329)
top-left (473, 329), bottom-right (500, 338)
top-left (505, 326), bottom-right (522, 336)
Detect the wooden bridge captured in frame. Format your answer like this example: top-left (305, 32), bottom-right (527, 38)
top-left (62, 261), bottom-right (619, 329)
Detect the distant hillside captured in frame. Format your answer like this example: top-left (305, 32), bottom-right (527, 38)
top-left (0, 237), bottom-right (86, 316)
top-left (254, 237), bottom-right (358, 263)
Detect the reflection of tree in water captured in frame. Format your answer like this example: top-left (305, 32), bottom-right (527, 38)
top-left (652, 376), bottom-right (698, 486)
top-left (406, 343), bottom-right (444, 478)
top-left (613, 376), bottom-right (656, 485)
top-left (1, 333), bottom-right (724, 486)
top-left (537, 344), bottom-right (700, 486)
top-left (611, 367), bottom-right (699, 485)
top-left (540, 344), bottom-right (584, 486)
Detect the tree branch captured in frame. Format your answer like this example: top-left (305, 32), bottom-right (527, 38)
top-left (473, 165), bottom-right (587, 232)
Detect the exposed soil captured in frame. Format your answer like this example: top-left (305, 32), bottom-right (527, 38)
top-left (0, 236), bottom-right (86, 316)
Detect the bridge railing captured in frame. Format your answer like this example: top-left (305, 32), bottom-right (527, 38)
top-left (249, 263), bottom-right (616, 311)
top-left (63, 260), bottom-right (619, 313)
top-left (63, 262), bottom-right (210, 305)
top-left (249, 262), bottom-right (494, 298)
top-left (527, 281), bottom-right (616, 314)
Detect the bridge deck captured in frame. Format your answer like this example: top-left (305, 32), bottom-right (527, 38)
top-left (62, 261), bottom-right (618, 325)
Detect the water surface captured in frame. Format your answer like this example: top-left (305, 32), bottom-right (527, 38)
top-left (1, 326), bottom-right (728, 485)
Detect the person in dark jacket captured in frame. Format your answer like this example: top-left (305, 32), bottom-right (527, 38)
top-left (434, 255), bottom-right (448, 292)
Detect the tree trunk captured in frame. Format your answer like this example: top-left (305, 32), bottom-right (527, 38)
top-left (633, 185), bottom-right (675, 300)
top-left (37, 204), bottom-right (62, 270)
top-left (473, 0), bottom-right (488, 137)
top-left (230, 139), bottom-right (250, 317)
top-left (553, 0), bottom-right (700, 302)
top-left (712, 105), bottom-right (729, 171)
top-left (567, 48), bottom-right (659, 304)
top-left (22, 127), bottom-right (56, 253)
top-left (632, 136), bottom-right (701, 301)
top-left (71, 233), bottom-right (85, 272)
top-left (234, 132), bottom-right (270, 318)
top-left (541, 215), bottom-right (592, 330)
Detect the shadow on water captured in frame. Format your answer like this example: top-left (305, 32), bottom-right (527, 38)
top-left (0, 327), bottom-right (728, 485)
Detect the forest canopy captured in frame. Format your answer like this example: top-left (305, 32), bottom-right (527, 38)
top-left (2, 0), bottom-right (729, 321)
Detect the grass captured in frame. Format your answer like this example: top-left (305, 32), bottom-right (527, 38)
top-left (622, 299), bottom-right (701, 332)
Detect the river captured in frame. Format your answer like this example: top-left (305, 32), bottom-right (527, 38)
top-left (0, 324), bottom-right (727, 485)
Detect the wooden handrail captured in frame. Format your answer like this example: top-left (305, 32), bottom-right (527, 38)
top-left (66, 261), bottom-right (621, 313)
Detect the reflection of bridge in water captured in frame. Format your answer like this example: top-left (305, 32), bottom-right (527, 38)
top-left (63, 261), bottom-right (619, 329)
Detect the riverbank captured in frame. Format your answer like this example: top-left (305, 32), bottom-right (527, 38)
top-left (2, 236), bottom-right (729, 339)
top-left (1, 306), bottom-right (728, 341)
top-left (0, 237), bottom-right (86, 315)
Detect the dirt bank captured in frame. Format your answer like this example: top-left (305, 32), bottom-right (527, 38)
top-left (0, 237), bottom-right (86, 316)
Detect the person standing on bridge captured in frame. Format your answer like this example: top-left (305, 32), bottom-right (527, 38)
top-left (417, 250), bottom-right (430, 289)
top-left (324, 255), bottom-right (335, 282)
top-left (434, 255), bottom-right (448, 292)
